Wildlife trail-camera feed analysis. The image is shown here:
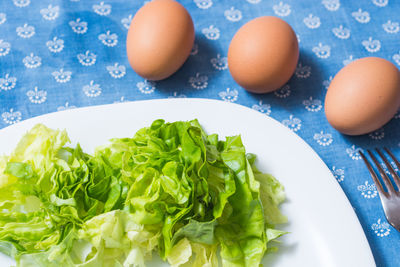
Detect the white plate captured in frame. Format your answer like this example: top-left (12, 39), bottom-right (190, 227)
top-left (0, 99), bottom-right (375, 267)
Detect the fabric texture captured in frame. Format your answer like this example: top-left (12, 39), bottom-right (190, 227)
top-left (0, 0), bottom-right (399, 266)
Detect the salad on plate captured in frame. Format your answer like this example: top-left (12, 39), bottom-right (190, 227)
top-left (0, 119), bottom-right (286, 267)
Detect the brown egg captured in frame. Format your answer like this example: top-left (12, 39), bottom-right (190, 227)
top-left (126, 0), bottom-right (194, 81)
top-left (325, 57), bottom-right (400, 135)
top-left (228, 16), bottom-right (299, 94)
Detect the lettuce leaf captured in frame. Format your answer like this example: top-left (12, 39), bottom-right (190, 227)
top-left (0, 120), bottom-right (287, 267)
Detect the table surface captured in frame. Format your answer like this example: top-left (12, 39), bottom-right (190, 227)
top-left (0, 0), bottom-right (399, 266)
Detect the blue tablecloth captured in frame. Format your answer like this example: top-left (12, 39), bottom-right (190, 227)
top-left (0, 0), bottom-right (399, 266)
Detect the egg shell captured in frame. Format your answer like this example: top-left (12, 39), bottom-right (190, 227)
top-left (325, 57), bottom-right (400, 135)
top-left (127, 0), bottom-right (195, 81)
top-left (228, 16), bottom-right (299, 94)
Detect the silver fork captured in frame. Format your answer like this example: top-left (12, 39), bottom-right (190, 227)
top-left (360, 148), bottom-right (400, 232)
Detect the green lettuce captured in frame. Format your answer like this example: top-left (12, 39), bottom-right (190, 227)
top-left (0, 120), bottom-right (287, 266)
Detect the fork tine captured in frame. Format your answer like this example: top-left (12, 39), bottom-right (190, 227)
top-left (360, 151), bottom-right (386, 197)
top-left (384, 147), bottom-right (400, 172)
top-left (367, 150), bottom-right (396, 195)
top-left (376, 148), bottom-right (400, 191)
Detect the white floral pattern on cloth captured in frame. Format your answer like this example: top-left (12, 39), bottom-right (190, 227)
top-left (332, 25), bottom-right (350, 39)
top-left (352, 9), bottom-right (370, 24)
top-left (312, 43), bottom-right (331, 58)
top-left (2, 109), bottom-right (21, 124)
top-left (0, 74), bottom-right (17, 91)
top-left (303, 14), bottom-right (321, 29)
top-left (189, 73), bottom-right (208, 89)
top-left (137, 80), bottom-right (156, 94)
top-left (303, 97), bottom-right (322, 112)
top-left (343, 55), bottom-right (356, 66)
top-left (295, 63), bottom-right (311, 78)
top-left (394, 52), bottom-right (400, 66)
top-left (57, 102), bottom-right (77, 111)
top-left (202, 25), bottom-right (220, 40)
top-left (273, 2), bottom-right (291, 17)
top-left (252, 100), bottom-right (271, 115)
top-left (322, 0), bottom-right (340, 11)
top-left (346, 145), bottom-right (364, 160)
top-left (372, 0), bottom-right (388, 7)
top-left (296, 34), bottom-right (301, 43)
top-left (77, 51), bottom-right (97, 66)
top-left (322, 76), bottom-right (333, 89)
top-left (27, 87), bottom-right (47, 104)
top-left (224, 7), bottom-right (242, 22)
top-left (106, 63), bottom-right (126, 78)
top-left (0, 40), bottom-right (11, 56)
top-left (274, 84), bottom-right (291, 98)
top-left (98, 31), bottom-right (118, 47)
top-left (357, 181), bottom-right (377, 199)
top-left (331, 166), bottom-right (345, 182)
top-left (93, 2), bottom-right (112, 16)
top-left (313, 131), bottom-right (333, 146)
top-left (372, 219), bottom-right (391, 237)
top-left (210, 54), bottom-right (228, 70)
top-left (121, 15), bottom-right (133, 30)
top-left (69, 18), bottom-right (88, 34)
top-left (23, 53), bottom-right (42, 68)
top-left (113, 96), bottom-right (130, 104)
top-left (16, 23), bottom-right (35, 38)
top-left (40, 5), bottom-right (59, 21)
top-left (382, 20), bottom-right (400, 34)
top-left (0, 13), bottom-right (6, 25)
top-left (194, 0), bottom-right (213, 9)
top-left (46, 37), bottom-right (64, 53)
top-left (13, 0), bottom-right (30, 8)
top-left (52, 69), bottom-right (72, 83)
top-left (380, 161), bottom-right (399, 176)
top-left (168, 92), bottom-right (187, 98)
top-left (362, 37), bottom-right (381, 53)
top-left (282, 115), bottom-right (302, 132)
top-left (369, 128), bottom-right (385, 140)
top-left (83, 81), bottom-right (101, 97)
top-left (219, 88), bottom-right (238, 102)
